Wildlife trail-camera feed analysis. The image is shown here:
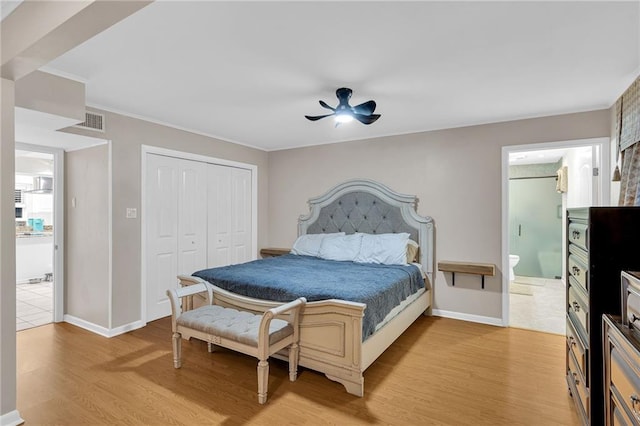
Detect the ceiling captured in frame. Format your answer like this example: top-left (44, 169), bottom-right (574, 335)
top-left (35, 1), bottom-right (640, 151)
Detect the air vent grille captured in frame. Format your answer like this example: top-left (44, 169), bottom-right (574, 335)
top-left (75, 112), bottom-right (105, 132)
top-left (14, 189), bottom-right (23, 204)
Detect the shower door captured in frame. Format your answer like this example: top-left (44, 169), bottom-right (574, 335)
top-left (509, 177), bottom-right (562, 279)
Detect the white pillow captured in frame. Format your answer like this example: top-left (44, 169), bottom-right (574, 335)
top-left (318, 234), bottom-right (363, 262)
top-left (290, 232), bottom-right (344, 257)
top-left (355, 232), bottom-right (410, 265)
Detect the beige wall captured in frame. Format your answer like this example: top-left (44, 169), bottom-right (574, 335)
top-left (267, 110), bottom-right (610, 321)
top-left (1, 78), bottom-right (18, 418)
top-left (15, 71), bottom-right (85, 123)
top-left (65, 144), bottom-right (110, 327)
top-left (67, 110), bottom-right (269, 328)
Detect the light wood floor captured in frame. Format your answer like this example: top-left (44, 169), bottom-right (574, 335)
top-left (17, 316), bottom-right (580, 425)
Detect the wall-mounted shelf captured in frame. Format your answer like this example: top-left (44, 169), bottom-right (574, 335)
top-left (437, 261), bottom-right (496, 289)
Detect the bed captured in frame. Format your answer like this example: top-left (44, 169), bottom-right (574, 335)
top-left (178, 179), bottom-right (434, 396)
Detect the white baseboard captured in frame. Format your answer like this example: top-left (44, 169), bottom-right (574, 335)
top-left (63, 315), bottom-right (145, 338)
top-left (0, 410), bottom-right (24, 426)
top-left (432, 309), bottom-right (503, 327)
top-left (109, 320), bottom-right (146, 337)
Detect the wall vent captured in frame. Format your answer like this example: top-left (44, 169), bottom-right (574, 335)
top-left (14, 189), bottom-right (23, 204)
top-left (75, 111), bottom-right (105, 132)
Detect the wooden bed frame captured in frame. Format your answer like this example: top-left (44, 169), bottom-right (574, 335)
top-left (178, 179), bottom-right (434, 396)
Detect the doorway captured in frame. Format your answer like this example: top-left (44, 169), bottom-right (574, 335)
top-left (15, 144), bottom-right (64, 330)
top-left (502, 138), bottom-right (609, 334)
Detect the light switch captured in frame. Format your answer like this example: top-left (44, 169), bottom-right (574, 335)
top-left (126, 208), bottom-right (137, 219)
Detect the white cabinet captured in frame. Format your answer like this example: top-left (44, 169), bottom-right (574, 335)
top-left (16, 236), bottom-right (53, 283)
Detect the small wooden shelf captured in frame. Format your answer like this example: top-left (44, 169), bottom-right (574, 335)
top-left (259, 248), bottom-right (291, 258)
top-left (437, 261), bottom-right (496, 289)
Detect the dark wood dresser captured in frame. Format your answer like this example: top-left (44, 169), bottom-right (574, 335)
top-left (566, 207), bottom-right (640, 425)
top-left (603, 271), bottom-right (640, 425)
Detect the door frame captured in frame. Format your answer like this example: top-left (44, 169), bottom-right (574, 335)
top-left (140, 145), bottom-right (258, 323)
top-left (15, 142), bottom-right (65, 322)
top-left (501, 137), bottom-right (610, 326)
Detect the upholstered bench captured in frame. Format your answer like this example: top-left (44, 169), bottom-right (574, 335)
top-left (167, 282), bottom-right (306, 404)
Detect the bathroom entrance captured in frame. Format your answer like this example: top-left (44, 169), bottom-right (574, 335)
top-left (502, 138), bottom-right (609, 335)
top-left (509, 174), bottom-right (563, 279)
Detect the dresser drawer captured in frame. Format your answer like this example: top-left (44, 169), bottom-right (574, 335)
top-left (569, 285), bottom-right (589, 336)
top-left (568, 347), bottom-right (589, 420)
top-left (629, 289), bottom-right (640, 333)
top-left (567, 317), bottom-right (587, 377)
top-left (568, 254), bottom-right (589, 293)
top-left (626, 274), bottom-right (640, 332)
top-left (568, 222), bottom-right (589, 251)
top-left (611, 346), bottom-right (640, 424)
top-left (610, 390), bottom-right (635, 426)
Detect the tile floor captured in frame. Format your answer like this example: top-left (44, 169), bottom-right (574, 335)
top-left (16, 281), bottom-right (53, 331)
top-left (509, 276), bottom-right (565, 335)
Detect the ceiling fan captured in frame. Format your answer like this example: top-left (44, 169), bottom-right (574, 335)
top-left (305, 88), bottom-right (381, 125)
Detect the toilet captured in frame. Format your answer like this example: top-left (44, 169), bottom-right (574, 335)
top-left (509, 255), bottom-right (520, 281)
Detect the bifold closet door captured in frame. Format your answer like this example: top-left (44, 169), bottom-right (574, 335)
top-left (207, 165), bottom-right (252, 267)
top-left (145, 154), bottom-right (207, 321)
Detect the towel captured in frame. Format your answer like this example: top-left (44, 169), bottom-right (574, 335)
top-left (556, 166), bottom-right (568, 193)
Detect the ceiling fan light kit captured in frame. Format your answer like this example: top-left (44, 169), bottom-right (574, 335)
top-left (305, 88), bottom-right (381, 125)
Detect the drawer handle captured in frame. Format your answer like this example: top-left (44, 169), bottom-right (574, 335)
top-left (571, 266), bottom-right (581, 276)
top-left (630, 395), bottom-right (640, 419)
top-left (573, 372), bottom-right (580, 386)
top-left (572, 301), bottom-right (581, 312)
top-left (568, 336), bottom-right (577, 347)
top-left (572, 230), bottom-right (581, 239)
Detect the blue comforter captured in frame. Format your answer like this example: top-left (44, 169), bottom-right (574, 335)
top-left (193, 254), bottom-right (424, 340)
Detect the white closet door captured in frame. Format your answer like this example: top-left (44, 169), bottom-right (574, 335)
top-left (207, 165), bottom-right (232, 267)
top-left (145, 154), bottom-right (207, 321)
top-left (145, 154), bottom-right (179, 321)
top-left (231, 167), bottom-right (252, 264)
top-left (177, 159), bottom-right (208, 276)
top-left (207, 164), bottom-right (252, 267)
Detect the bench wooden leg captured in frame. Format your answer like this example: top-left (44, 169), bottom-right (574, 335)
top-left (289, 342), bottom-right (299, 382)
top-left (172, 332), bottom-right (182, 368)
top-left (207, 342), bottom-right (217, 353)
top-left (257, 359), bottom-right (269, 404)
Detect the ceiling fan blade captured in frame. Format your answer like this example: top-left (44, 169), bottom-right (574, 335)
top-left (319, 100), bottom-right (335, 111)
top-left (305, 113), bottom-right (334, 121)
top-left (353, 113), bottom-right (381, 125)
top-left (352, 100), bottom-right (376, 116)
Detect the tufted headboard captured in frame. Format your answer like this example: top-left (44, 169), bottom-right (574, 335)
top-left (298, 179), bottom-right (434, 285)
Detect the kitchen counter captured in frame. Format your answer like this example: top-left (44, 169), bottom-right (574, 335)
top-left (16, 232), bottom-right (53, 239)
top-left (16, 234), bottom-right (53, 283)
